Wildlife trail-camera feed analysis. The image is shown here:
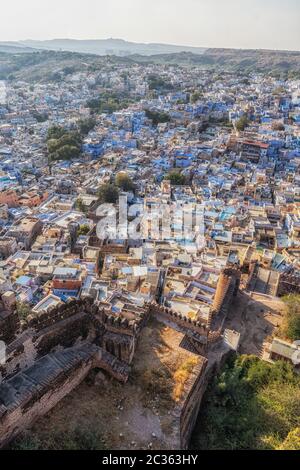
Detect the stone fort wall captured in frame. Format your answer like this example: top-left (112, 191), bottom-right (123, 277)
top-left (0, 292), bottom-right (235, 449)
top-left (0, 344), bottom-right (130, 447)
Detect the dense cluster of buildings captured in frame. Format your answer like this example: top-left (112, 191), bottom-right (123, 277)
top-left (0, 62), bottom-right (300, 447)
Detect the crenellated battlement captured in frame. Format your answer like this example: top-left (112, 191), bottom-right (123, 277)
top-left (0, 293), bottom-right (229, 448)
top-left (149, 302), bottom-right (209, 336)
top-left (0, 310), bottom-right (20, 343)
top-left (25, 297), bottom-right (94, 332)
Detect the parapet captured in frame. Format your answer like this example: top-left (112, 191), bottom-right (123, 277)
top-left (25, 297), bottom-right (94, 332)
top-left (149, 302), bottom-right (209, 336)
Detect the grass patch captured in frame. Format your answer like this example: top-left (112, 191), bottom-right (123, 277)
top-left (11, 427), bottom-right (107, 450)
top-left (191, 354), bottom-right (300, 450)
top-left (173, 357), bottom-right (199, 401)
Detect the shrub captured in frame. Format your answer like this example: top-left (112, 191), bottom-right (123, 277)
top-left (281, 295), bottom-right (300, 341)
top-left (164, 171), bottom-right (187, 186)
top-left (191, 355), bottom-right (300, 450)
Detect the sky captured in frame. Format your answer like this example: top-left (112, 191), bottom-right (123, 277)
top-left (1, 0), bottom-right (300, 51)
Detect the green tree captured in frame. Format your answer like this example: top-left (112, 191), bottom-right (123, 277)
top-left (147, 74), bottom-right (174, 91)
top-left (16, 302), bottom-right (31, 321)
top-left (47, 125), bottom-right (66, 141)
top-left (115, 172), bottom-right (135, 192)
top-left (86, 91), bottom-right (136, 115)
top-left (33, 112), bottom-right (48, 123)
top-left (55, 145), bottom-right (81, 160)
top-left (98, 183), bottom-right (119, 204)
top-left (78, 117), bottom-right (97, 136)
top-left (46, 127), bottom-right (82, 161)
top-left (236, 115), bottom-right (249, 132)
top-left (164, 171), bottom-right (187, 186)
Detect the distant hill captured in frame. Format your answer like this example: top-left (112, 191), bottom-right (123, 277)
top-left (130, 49), bottom-right (300, 73)
top-left (0, 45), bottom-right (300, 83)
top-left (0, 41), bottom-right (37, 54)
top-left (21, 38), bottom-right (207, 56)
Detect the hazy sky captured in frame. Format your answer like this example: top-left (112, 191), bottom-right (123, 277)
top-left (1, 0), bottom-right (300, 50)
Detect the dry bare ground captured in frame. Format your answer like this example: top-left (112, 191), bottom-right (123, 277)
top-left (20, 318), bottom-right (199, 450)
top-left (225, 291), bottom-right (285, 356)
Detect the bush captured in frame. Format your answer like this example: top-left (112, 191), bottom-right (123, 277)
top-left (147, 74), bottom-right (174, 91)
top-left (11, 428), bottom-right (106, 450)
top-left (191, 355), bottom-right (300, 450)
top-left (76, 198), bottom-right (86, 213)
top-left (16, 302), bottom-right (31, 321)
top-left (164, 171), bottom-right (187, 186)
top-left (87, 91), bottom-right (135, 115)
top-left (281, 295), bottom-right (300, 341)
top-left (236, 115), bottom-right (249, 132)
top-left (173, 357), bottom-right (198, 401)
top-left (145, 109), bottom-right (170, 126)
